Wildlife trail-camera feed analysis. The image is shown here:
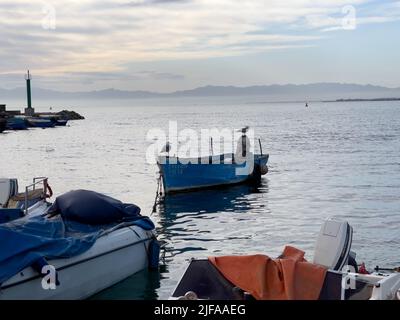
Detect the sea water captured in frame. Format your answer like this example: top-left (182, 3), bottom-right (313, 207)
top-left (1, 97), bottom-right (399, 299)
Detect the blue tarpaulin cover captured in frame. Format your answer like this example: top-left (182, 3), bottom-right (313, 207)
top-left (0, 190), bottom-right (155, 284)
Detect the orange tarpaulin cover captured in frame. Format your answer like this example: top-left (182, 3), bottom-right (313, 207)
top-left (209, 246), bottom-right (327, 300)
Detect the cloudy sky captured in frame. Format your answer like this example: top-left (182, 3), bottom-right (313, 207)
top-left (0, 0), bottom-right (399, 92)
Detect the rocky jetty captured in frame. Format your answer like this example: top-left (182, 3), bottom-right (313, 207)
top-left (56, 110), bottom-right (85, 120)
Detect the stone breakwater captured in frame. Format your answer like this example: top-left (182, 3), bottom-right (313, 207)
top-left (55, 110), bottom-right (85, 120)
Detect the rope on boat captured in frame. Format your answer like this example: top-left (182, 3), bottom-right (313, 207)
top-left (151, 172), bottom-right (164, 214)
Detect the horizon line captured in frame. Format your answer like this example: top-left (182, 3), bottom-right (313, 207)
top-left (1, 81), bottom-right (400, 94)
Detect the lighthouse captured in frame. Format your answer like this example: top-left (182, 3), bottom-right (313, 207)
top-left (24, 70), bottom-right (35, 116)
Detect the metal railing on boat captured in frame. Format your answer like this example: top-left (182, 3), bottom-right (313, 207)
top-left (24, 177), bottom-right (50, 215)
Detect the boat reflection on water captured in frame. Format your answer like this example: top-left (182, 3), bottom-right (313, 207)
top-left (157, 181), bottom-right (269, 256)
top-left (160, 183), bottom-right (266, 217)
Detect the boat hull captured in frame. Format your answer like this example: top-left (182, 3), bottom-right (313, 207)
top-left (27, 119), bottom-right (55, 128)
top-left (171, 259), bottom-right (399, 300)
top-left (158, 154), bottom-right (268, 193)
top-left (6, 118), bottom-right (28, 130)
top-left (39, 116), bottom-right (68, 126)
top-left (0, 226), bottom-right (154, 299)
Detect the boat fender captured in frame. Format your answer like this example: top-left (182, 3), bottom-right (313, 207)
top-left (148, 238), bottom-right (160, 270)
top-left (32, 257), bottom-right (60, 286)
top-left (260, 164), bottom-right (268, 175)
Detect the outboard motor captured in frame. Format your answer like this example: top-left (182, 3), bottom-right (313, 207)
top-left (313, 219), bottom-right (356, 272)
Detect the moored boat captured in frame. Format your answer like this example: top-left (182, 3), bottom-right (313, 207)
top-left (38, 115), bottom-right (68, 126)
top-left (0, 223), bottom-right (157, 300)
top-left (157, 128), bottom-right (269, 194)
top-left (27, 118), bottom-right (56, 128)
top-left (171, 219), bottom-right (400, 300)
top-left (0, 189), bottom-right (159, 299)
top-left (158, 153), bottom-right (268, 194)
top-left (6, 117), bottom-right (28, 130)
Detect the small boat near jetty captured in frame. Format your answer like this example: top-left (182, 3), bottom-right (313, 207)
top-left (157, 127), bottom-right (269, 194)
top-left (27, 118), bottom-right (56, 128)
top-left (0, 189), bottom-right (159, 299)
top-left (171, 219), bottom-right (400, 300)
top-left (6, 117), bottom-right (28, 130)
top-left (39, 115), bottom-right (68, 126)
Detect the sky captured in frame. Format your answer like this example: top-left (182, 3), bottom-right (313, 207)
top-left (0, 0), bottom-right (399, 92)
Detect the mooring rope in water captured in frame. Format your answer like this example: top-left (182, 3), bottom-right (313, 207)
top-left (158, 241), bottom-right (169, 263)
top-left (151, 173), bottom-right (164, 214)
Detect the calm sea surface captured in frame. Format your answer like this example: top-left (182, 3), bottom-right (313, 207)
top-left (1, 97), bottom-right (399, 299)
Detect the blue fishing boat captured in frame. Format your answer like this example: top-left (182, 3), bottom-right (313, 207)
top-left (39, 115), bottom-right (68, 126)
top-left (6, 117), bottom-right (28, 130)
top-left (27, 118), bottom-right (56, 128)
top-left (157, 128), bottom-right (269, 194)
top-left (158, 153), bottom-right (268, 194)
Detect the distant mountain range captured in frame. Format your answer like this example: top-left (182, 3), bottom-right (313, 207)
top-left (1, 83), bottom-right (400, 101)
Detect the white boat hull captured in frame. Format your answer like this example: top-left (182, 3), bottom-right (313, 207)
top-left (0, 225), bottom-right (155, 300)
